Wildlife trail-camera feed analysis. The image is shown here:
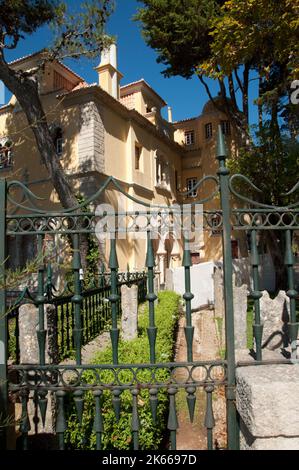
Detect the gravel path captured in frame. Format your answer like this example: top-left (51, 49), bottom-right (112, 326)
top-left (175, 309), bottom-right (227, 450)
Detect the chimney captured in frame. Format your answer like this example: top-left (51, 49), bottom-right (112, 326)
top-left (95, 43), bottom-right (123, 99)
top-left (168, 106), bottom-right (173, 123)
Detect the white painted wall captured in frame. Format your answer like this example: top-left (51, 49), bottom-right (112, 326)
top-left (167, 254), bottom-right (277, 310)
top-left (171, 261), bottom-right (215, 310)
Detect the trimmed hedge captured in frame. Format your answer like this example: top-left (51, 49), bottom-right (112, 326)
top-left (65, 291), bottom-right (181, 450)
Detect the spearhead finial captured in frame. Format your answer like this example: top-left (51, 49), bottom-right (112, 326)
top-left (216, 125), bottom-right (227, 160)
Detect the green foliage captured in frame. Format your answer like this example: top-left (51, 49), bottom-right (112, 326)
top-left (208, 0), bottom-right (299, 79)
top-left (228, 125), bottom-right (299, 206)
top-left (75, 194), bottom-right (100, 285)
top-left (136, 0), bottom-right (298, 140)
top-left (135, 0), bottom-right (221, 79)
top-left (0, 0), bottom-right (114, 59)
top-left (0, 0), bottom-right (59, 39)
top-left (65, 291), bottom-right (181, 450)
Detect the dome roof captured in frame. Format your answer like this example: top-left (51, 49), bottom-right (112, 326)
top-left (202, 95), bottom-right (232, 114)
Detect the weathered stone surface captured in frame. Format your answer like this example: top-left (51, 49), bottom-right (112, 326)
top-left (236, 364), bottom-right (299, 443)
top-left (260, 290), bottom-right (290, 350)
top-left (240, 433), bottom-right (299, 450)
top-left (18, 303), bottom-right (57, 435)
top-left (234, 284), bottom-right (249, 350)
top-left (121, 285), bottom-right (138, 341)
top-left (78, 101), bottom-right (105, 174)
top-left (19, 303), bottom-right (57, 364)
top-left (213, 265), bottom-right (224, 318)
top-left (165, 268), bottom-right (173, 291)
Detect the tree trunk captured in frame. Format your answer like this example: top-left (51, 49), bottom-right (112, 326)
top-left (0, 57), bottom-right (77, 208)
top-left (0, 57), bottom-right (90, 269)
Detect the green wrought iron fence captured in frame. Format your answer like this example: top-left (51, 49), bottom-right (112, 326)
top-left (7, 270), bottom-right (147, 363)
top-left (0, 126), bottom-right (298, 451)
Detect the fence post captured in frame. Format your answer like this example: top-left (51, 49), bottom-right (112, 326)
top-left (216, 127), bottom-right (239, 450)
top-left (0, 179), bottom-right (7, 449)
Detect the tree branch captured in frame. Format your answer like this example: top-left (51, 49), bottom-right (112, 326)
top-left (234, 68), bottom-right (243, 94)
top-left (228, 73), bottom-right (238, 110)
top-left (198, 75), bottom-right (224, 114)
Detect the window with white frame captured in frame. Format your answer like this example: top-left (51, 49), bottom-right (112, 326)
top-left (205, 122), bottom-right (213, 139)
top-left (221, 120), bottom-right (231, 136)
top-left (186, 177), bottom-right (198, 198)
top-left (184, 130), bottom-right (195, 146)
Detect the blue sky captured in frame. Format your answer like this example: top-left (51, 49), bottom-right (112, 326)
top-left (3, 0), bottom-right (258, 123)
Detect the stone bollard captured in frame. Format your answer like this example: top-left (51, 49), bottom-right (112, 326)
top-left (236, 364), bottom-right (299, 449)
top-left (121, 285), bottom-right (138, 341)
top-left (260, 290), bottom-right (290, 350)
top-left (213, 264), bottom-right (248, 350)
top-left (213, 265), bottom-right (224, 318)
top-left (233, 284), bottom-right (249, 350)
top-left (19, 303), bottom-right (58, 364)
top-left (165, 268), bottom-right (174, 291)
top-left (18, 303), bottom-right (58, 438)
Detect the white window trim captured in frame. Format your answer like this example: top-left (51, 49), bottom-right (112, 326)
top-left (184, 130), bottom-right (195, 146)
top-left (205, 122), bottom-right (213, 139)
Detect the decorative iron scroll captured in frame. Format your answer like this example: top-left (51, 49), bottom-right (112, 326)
top-left (8, 361), bottom-right (227, 391)
top-left (7, 174), bottom-right (220, 215)
top-left (229, 174), bottom-right (299, 210)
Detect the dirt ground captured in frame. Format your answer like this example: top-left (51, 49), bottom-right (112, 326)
top-left (175, 309), bottom-right (227, 450)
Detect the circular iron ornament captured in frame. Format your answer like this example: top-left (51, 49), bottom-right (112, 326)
top-left (61, 368), bottom-right (81, 387)
top-left (189, 365), bottom-right (208, 383)
top-left (171, 366), bottom-right (192, 384)
top-left (98, 368), bottom-right (118, 387)
top-left (208, 363), bottom-right (227, 382)
top-left (115, 368), bottom-right (135, 386)
top-left (131, 367), bottom-right (152, 384)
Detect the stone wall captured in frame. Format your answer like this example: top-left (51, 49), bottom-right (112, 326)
top-left (78, 101), bottom-right (105, 174)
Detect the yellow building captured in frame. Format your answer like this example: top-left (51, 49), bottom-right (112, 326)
top-left (0, 47), bottom-right (243, 277)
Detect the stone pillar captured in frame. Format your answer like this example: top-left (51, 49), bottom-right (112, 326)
top-left (165, 268), bottom-right (173, 291)
top-left (233, 284), bottom-right (249, 350)
top-left (158, 254), bottom-right (166, 287)
top-left (121, 285), bottom-right (138, 341)
top-left (18, 303), bottom-right (57, 436)
top-left (19, 303), bottom-right (58, 364)
top-left (236, 365), bottom-right (299, 449)
top-left (213, 265), bottom-right (248, 350)
top-left (260, 290), bottom-right (290, 350)
top-left (213, 265), bottom-right (224, 318)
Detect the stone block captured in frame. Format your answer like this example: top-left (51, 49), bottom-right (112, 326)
top-left (260, 290), bottom-right (290, 350)
top-left (165, 268), bottom-right (173, 291)
top-left (234, 284), bottom-right (249, 350)
top-left (121, 285), bottom-right (138, 341)
top-left (19, 303), bottom-right (58, 364)
top-left (236, 364), bottom-right (299, 450)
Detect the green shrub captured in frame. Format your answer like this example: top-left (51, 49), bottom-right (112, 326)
top-left (65, 291), bottom-right (180, 450)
